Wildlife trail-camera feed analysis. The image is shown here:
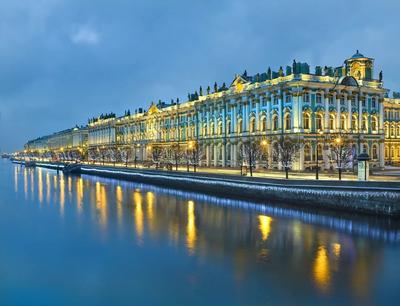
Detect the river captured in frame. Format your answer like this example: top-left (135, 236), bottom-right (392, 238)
top-left (0, 160), bottom-right (399, 305)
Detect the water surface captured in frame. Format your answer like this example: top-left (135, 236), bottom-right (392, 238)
top-left (0, 160), bottom-right (399, 306)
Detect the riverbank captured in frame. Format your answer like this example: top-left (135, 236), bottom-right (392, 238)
top-left (13, 160), bottom-right (400, 217)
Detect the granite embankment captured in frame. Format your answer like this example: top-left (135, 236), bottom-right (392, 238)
top-left (13, 161), bottom-right (400, 217)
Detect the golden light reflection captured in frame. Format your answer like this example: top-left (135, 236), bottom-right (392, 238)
top-left (59, 175), bottom-right (65, 217)
top-left (46, 173), bottom-right (51, 203)
top-left (30, 170), bottom-right (34, 199)
top-left (258, 215), bottom-right (273, 241)
top-left (14, 166), bottom-right (18, 193)
top-left (23, 169), bottom-right (28, 199)
top-left (186, 200), bottom-right (197, 255)
top-left (95, 182), bottom-right (108, 228)
top-left (38, 168), bottom-right (43, 204)
top-left (146, 192), bottom-right (155, 235)
top-left (313, 246), bottom-right (331, 292)
top-left (133, 191), bottom-right (143, 243)
top-left (116, 185), bottom-right (123, 226)
top-left (332, 243), bottom-right (341, 258)
top-left (76, 178), bottom-right (84, 214)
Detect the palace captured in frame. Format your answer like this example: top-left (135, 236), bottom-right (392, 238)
top-left (24, 51), bottom-right (400, 169)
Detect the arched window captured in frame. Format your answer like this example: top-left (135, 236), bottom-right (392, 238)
top-left (372, 145), bottom-right (378, 159)
top-left (391, 146), bottom-right (395, 158)
top-left (210, 145), bottom-right (214, 160)
top-left (226, 144), bottom-right (231, 161)
top-left (372, 98), bottom-right (376, 108)
top-left (329, 114), bottom-right (335, 130)
top-left (340, 115), bottom-right (347, 130)
top-left (303, 112), bottom-right (310, 130)
top-left (210, 122), bottom-right (214, 135)
top-left (317, 144), bottom-right (323, 160)
top-left (226, 121), bottom-right (231, 134)
top-left (237, 119), bottom-right (243, 134)
top-left (385, 146), bottom-right (389, 158)
top-left (304, 145), bottom-right (311, 161)
top-left (272, 115), bottom-right (278, 131)
top-left (371, 116), bottom-right (378, 132)
top-left (217, 121), bottom-right (223, 135)
top-left (391, 125), bottom-right (395, 137)
top-left (362, 116), bottom-right (368, 131)
top-left (385, 124), bottom-right (389, 137)
top-left (284, 113), bottom-right (291, 130)
top-left (261, 117), bottom-right (267, 132)
top-left (362, 144), bottom-right (368, 154)
top-left (249, 117), bottom-right (256, 133)
top-left (316, 113), bottom-right (323, 131)
top-left (351, 115), bottom-right (358, 131)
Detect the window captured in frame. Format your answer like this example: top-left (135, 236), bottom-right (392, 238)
top-left (361, 98), bottom-right (366, 107)
top-left (210, 122), bottom-right (214, 135)
top-left (237, 119), bottom-right (243, 134)
top-left (304, 145), bottom-right (311, 161)
top-left (372, 98), bottom-right (376, 108)
top-left (286, 94), bottom-right (292, 103)
top-left (371, 116), bottom-right (378, 132)
top-left (261, 117), bottom-right (267, 131)
top-left (362, 144), bottom-right (368, 154)
top-left (285, 113), bottom-right (291, 130)
top-left (316, 93), bottom-right (322, 104)
top-left (317, 145), bottom-right (323, 160)
top-left (351, 115), bottom-right (358, 130)
top-left (340, 115), bottom-right (347, 130)
top-left (273, 96), bottom-right (279, 105)
top-left (351, 97), bottom-right (356, 107)
top-left (362, 116), bottom-right (368, 131)
top-left (272, 115), bottom-right (278, 131)
top-left (303, 113), bottom-right (310, 130)
top-left (218, 122), bottom-right (223, 135)
top-left (329, 114), bottom-right (335, 130)
top-left (250, 117), bottom-right (256, 133)
top-left (329, 96), bottom-right (334, 105)
top-left (316, 114), bottom-right (323, 130)
top-left (303, 93), bottom-right (310, 103)
top-left (227, 121), bottom-right (231, 134)
top-left (262, 98), bottom-right (267, 107)
top-left (372, 145), bottom-right (378, 159)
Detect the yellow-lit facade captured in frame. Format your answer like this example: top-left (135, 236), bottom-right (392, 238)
top-left (24, 52), bottom-right (400, 168)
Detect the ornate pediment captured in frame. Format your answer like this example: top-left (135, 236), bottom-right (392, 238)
top-left (230, 75), bottom-right (249, 94)
top-left (148, 103), bottom-right (160, 115)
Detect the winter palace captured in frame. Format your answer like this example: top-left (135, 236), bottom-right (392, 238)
top-left (24, 51), bottom-right (400, 169)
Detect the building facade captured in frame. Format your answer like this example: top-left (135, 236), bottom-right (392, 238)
top-left (24, 52), bottom-right (400, 169)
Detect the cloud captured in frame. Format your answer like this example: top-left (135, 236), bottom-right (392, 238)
top-left (71, 26), bottom-right (100, 45)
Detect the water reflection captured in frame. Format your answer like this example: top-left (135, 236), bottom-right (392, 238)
top-left (186, 200), bottom-right (196, 255)
top-left (12, 165), bottom-right (400, 304)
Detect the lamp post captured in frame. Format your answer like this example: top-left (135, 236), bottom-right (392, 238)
top-left (261, 139), bottom-right (268, 170)
top-left (335, 136), bottom-right (342, 180)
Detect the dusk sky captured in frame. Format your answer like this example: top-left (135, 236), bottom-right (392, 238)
top-left (1, 0), bottom-right (399, 151)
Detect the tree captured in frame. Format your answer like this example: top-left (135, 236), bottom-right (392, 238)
top-left (120, 146), bottom-right (133, 167)
top-left (273, 136), bottom-right (302, 179)
top-left (151, 146), bottom-right (164, 169)
top-left (239, 137), bottom-right (263, 177)
top-left (328, 133), bottom-right (353, 180)
top-left (188, 143), bottom-right (203, 172)
top-left (168, 143), bottom-right (183, 171)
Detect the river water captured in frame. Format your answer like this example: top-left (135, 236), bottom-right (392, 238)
top-left (0, 160), bottom-right (399, 306)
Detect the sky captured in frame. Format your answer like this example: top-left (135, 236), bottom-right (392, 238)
top-left (0, 0), bottom-right (399, 151)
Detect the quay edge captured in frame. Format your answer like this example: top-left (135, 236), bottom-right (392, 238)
top-left (13, 161), bottom-right (400, 217)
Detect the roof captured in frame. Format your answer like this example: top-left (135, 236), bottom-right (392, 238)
top-left (351, 50), bottom-right (365, 59)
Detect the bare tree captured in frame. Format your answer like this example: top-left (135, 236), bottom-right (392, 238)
top-left (273, 136), bottom-right (302, 179)
top-left (239, 137), bottom-right (263, 176)
top-left (328, 133), bottom-right (354, 180)
top-left (168, 143), bottom-right (183, 171)
top-left (120, 146), bottom-right (133, 167)
top-left (151, 146), bottom-right (164, 169)
top-left (190, 143), bottom-right (204, 172)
